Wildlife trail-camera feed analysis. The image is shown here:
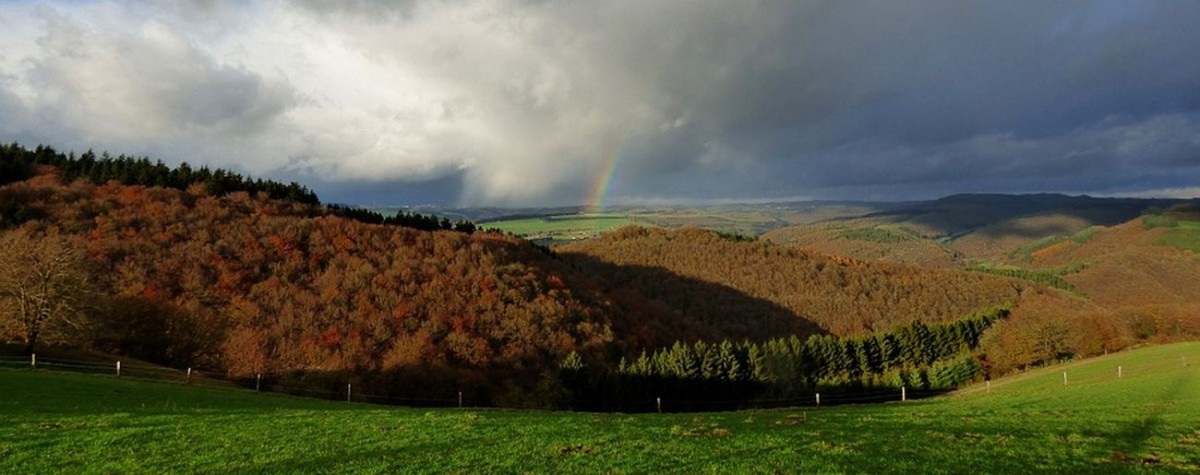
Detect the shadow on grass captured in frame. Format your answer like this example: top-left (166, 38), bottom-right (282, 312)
top-left (1106, 371), bottom-right (1190, 462)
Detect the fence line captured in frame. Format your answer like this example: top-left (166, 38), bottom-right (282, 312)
top-left (4, 354), bottom-right (942, 409)
top-left (0, 352), bottom-right (979, 407)
top-left (2, 354), bottom-right (498, 406)
top-left (7, 352), bottom-right (1183, 412)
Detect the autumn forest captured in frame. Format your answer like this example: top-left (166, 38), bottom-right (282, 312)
top-left (1, 143), bottom-right (1197, 408)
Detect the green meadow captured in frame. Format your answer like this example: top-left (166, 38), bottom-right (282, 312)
top-left (484, 210), bottom-right (780, 241)
top-left (484, 214), bottom-right (643, 240)
top-left (2, 342), bottom-right (1199, 473)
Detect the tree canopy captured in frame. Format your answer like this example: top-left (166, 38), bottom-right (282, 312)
top-left (0, 229), bottom-right (96, 353)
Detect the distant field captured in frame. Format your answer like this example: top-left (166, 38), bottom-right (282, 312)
top-left (485, 214), bottom-right (644, 240)
top-left (629, 210), bottom-right (786, 236)
top-left (484, 208), bottom-right (800, 241)
top-left (2, 343), bottom-right (1198, 473)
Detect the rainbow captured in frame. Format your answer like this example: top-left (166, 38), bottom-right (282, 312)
top-left (585, 135), bottom-right (629, 213)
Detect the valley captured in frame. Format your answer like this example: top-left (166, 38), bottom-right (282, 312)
top-left (3, 342), bottom-right (1197, 473)
top-left (1, 144), bottom-right (1198, 472)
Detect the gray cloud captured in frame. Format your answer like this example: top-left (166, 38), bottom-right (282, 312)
top-left (29, 11), bottom-right (292, 140)
top-left (1, 0), bottom-right (1198, 205)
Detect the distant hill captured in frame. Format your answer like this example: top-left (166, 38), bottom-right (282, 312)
top-left (765, 193), bottom-right (1198, 266)
top-left (561, 227), bottom-right (1023, 336)
top-left (3, 145), bottom-right (1197, 406)
top-left (866, 193), bottom-right (1185, 236)
top-left (0, 166), bottom-right (883, 404)
top-left (1023, 215), bottom-right (1200, 336)
top-left (763, 197), bottom-right (1200, 373)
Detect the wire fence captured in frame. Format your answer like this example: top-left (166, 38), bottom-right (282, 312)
top-left (5, 351), bottom-right (1191, 412)
top-left (0, 352), bottom-right (953, 412)
top-left (1, 353), bottom-right (488, 407)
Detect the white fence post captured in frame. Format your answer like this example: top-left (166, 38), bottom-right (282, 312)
top-left (656, 397), bottom-right (662, 413)
top-left (901, 386), bottom-right (907, 402)
top-left (815, 393), bottom-right (821, 407)
top-left (116, 361), bottom-right (121, 377)
top-left (347, 383), bottom-right (352, 402)
top-left (30, 353), bottom-right (35, 368)
top-left (186, 367), bottom-right (192, 384)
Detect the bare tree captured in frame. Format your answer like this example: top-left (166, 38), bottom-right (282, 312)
top-left (0, 229), bottom-right (96, 354)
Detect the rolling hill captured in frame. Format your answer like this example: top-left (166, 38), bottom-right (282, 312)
top-left (561, 226), bottom-right (1023, 336)
top-left (2, 158), bottom-right (1040, 405)
top-left (764, 193), bottom-right (1197, 266)
top-left (762, 198), bottom-right (1200, 373)
top-left (2, 145), bottom-right (1197, 406)
top-left (3, 342), bottom-right (1198, 472)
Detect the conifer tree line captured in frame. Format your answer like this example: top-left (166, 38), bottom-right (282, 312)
top-left (964, 264), bottom-right (1077, 292)
top-left (325, 205), bottom-right (478, 234)
top-left (560, 305), bottom-right (1009, 411)
top-left (0, 143), bottom-right (476, 233)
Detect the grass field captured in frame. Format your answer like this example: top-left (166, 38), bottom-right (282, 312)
top-left (485, 215), bottom-right (644, 240)
top-left (485, 209), bottom-right (790, 241)
top-left (2, 343), bottom-right (1199, 473)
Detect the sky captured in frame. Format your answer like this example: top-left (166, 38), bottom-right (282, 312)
top-left (1, 0), bottom-right (1199, 207)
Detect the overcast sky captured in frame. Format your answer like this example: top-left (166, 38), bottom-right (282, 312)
top-left (1, 1), bottom-right (1199, 206)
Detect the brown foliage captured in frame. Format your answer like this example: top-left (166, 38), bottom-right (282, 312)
top-left (0, 172), bottom-right (656, 400)
top-left (764, 221), bottom-right (961, 268)
top-left (562, 227), bottom-right (1022, 336)
top-left (6, 169), bottom-right (1191, 401)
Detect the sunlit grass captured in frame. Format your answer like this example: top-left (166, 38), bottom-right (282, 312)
top-left (2, 342), bottom-right (1198, 473)
top-left (485, 215), bottom-right (643, 239)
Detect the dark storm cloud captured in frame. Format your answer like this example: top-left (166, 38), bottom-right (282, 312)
top-left (1, 0), bottom-right (1198, 205)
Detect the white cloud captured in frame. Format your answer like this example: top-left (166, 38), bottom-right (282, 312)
top-left (31, 15), bottom-right (292, 141)
top-left (0, 1), bottom-right (1198, 205)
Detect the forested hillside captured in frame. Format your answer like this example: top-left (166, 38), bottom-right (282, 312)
top-left (0, 143), bottom-right (476, 233)
top-left (759, 201), bottom-right (1200, 376)
top-left (561, 227), bottom-right (1021, 336)
top-left (0, 171), bottom-right (606, 401)
top-left (0, 163), bottom-right (838, 405)
top-left (3, 145), bottom-right (1196, 407)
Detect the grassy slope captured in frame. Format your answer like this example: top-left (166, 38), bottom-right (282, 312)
top-left (3, 343), bottom-right (1199, 473)
top-left (1034, 220), bottom-right (1200, 310)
